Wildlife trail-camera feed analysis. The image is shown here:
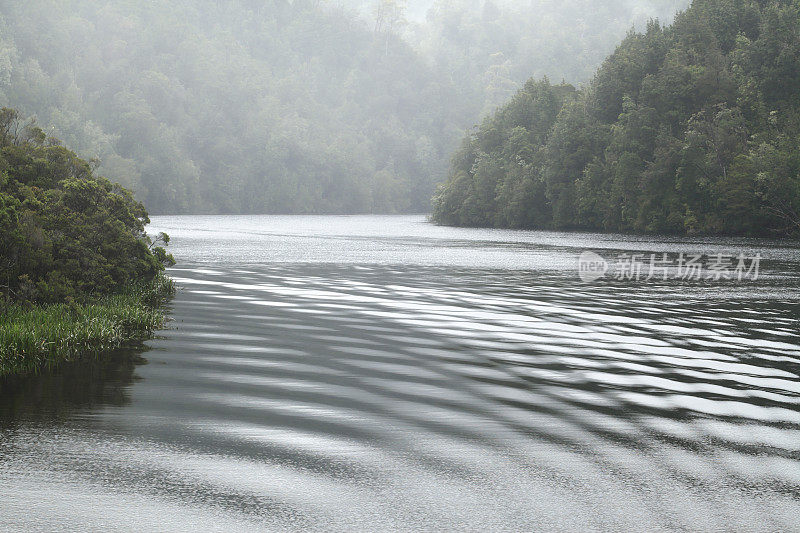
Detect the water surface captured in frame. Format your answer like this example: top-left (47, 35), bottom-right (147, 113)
top-left (2, 215), bottom-right (799, 531)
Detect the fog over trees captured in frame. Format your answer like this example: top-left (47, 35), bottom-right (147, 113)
top-left (432, 0), bottom-right (800, 236)
top-left (0, 0), bottom-right (688, 214)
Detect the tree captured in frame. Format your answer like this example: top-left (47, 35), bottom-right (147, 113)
top-left (432, 0), bottom-right (800, 237)
top-left (373, 0), bottom-right (407, 55)
top-left (0, 108), bottom-right (173, 303)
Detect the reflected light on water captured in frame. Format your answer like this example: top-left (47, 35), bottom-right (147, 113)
top-left (1, 216), bottom-right (799, 531)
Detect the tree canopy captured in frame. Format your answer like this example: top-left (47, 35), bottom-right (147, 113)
top-left (0, 0), bottom-right (688, 214)
top-left (0, 108), bottom-right (173, 303)
top-left (432, 0), bottom-right (800, 236)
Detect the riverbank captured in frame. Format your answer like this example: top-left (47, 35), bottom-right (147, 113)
top-left (0, 274), bottom-right (175, 378)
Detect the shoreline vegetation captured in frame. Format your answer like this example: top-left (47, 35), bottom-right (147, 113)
top-left (0, 274), bottom-right (174, 378)
top-left (432, 0), bottom-right (800, 238)
top-left (0, 107), bottom-right (176, 379)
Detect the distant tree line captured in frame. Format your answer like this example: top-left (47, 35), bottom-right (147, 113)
top-left (432, 0), bottom-right (800, 236)
top-left (412, 0), bottom-right (688, 117)
top-left (0, 0), bottom-right (688, 215)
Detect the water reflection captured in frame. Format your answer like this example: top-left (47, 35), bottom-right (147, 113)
top-left (1, 216), bottom-right (799, 531)
top-left (0, 346), bottom-right (148, 426)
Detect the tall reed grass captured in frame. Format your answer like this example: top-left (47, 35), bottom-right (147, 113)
top-left (0, 274), bottom-right (175, 377)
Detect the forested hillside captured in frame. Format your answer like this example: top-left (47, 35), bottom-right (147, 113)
top-left (432, 0), bottom-right (800, 236)
top-left (0, 0), bottom-right (687, 214)
top-left (411, 0), bottom-right (688, 116)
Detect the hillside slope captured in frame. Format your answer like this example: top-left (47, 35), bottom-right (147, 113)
top-left (0, 0), bottom-right (688, 214)
top-left (432, 0), bottom-right (800, 236)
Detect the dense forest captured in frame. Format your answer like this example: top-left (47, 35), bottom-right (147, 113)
top-left (410, 0), bottom-right (688, 116)
top-left (0, 108), bottom-right (173, 303)
top-left (0, 0), bottom-right (687, 214)
top-left (432, 0), bottom-right (800, 236)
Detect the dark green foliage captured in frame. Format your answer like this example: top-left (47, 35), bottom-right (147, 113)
top-left (0, 273), bottom-right (175, 377)
top-left (432, 0), bottom-right (800, 237)
top-left (0, 0), bottom-right (689, 215)
top-left (417, 0), bottom-right (688, 118)
top-left (433, 79), bottom-right (577, 227)
top-left (0, 108), bottom-right (174, 304)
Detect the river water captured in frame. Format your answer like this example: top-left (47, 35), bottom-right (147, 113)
top-left (2, 215), bottom-right (799, 531)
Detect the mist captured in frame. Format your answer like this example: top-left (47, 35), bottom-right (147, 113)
top-left (3, 1), bottom-right (800, 530)
top-left (0, 0), bottom-right (689, 215)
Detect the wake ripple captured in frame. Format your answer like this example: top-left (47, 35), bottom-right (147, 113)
top-left (2, 264), bottom-right (799, 531)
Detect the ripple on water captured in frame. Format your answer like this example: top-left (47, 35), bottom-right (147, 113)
top-left (2, 262), bottom-right (799, 531)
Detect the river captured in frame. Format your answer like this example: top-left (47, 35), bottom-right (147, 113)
top-left (1, 215), bottom-right (799, 531)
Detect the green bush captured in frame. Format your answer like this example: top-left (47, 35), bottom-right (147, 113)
top-left (0, 108), bottom-right (176, 376)
top-left (0, 107), bottom-right (175, 305)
